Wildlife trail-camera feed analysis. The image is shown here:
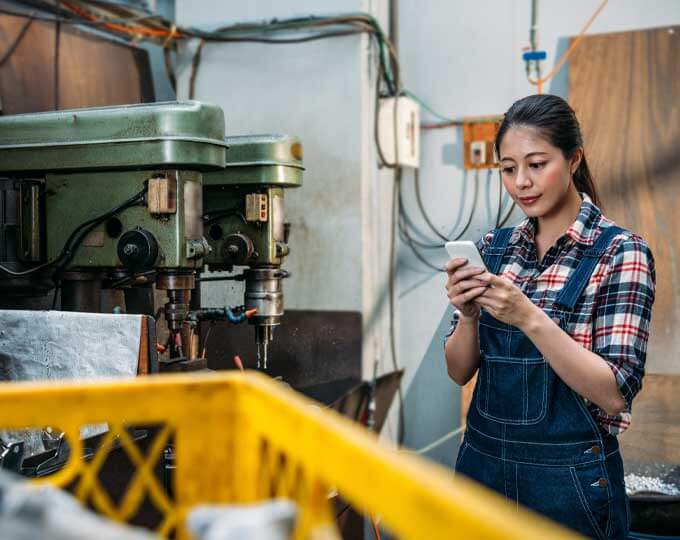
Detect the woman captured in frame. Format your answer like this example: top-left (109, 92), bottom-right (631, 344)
top-left (444, 94), bottom-right (655, 539)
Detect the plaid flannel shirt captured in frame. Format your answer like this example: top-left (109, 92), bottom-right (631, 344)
top-left (446, 194), bottom-right (656, 435)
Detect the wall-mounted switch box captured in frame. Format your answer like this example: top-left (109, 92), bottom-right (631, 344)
top-left (463, 116), bottom-right (503, 170)
top-left (378, 96), bottom-right (420, 168)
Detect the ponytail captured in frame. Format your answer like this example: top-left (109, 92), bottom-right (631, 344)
top-left (573, 155), bottom-right (601, 209)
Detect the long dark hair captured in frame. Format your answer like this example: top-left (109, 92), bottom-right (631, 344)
top-left (495, 94), bottom-right (601, 208)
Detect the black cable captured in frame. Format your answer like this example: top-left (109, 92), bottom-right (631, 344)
top-left (0, 14), bottom-right (33, 66)
top-left (373, 61), bottom-right (398, 169)
top-left (498, 200), bottom-right (517, 228)
top-left (494, 169), bottom-right (503, 227)
top-left (414, 168), bottom-right (448, 242)
top-left (398, 181), bottom-right (445, 272)
top-left (163, 44), bottom-right (176, 94)
top-left (400, 167), bottom-right (478, 250)
top-left (0, 186), bottom-right (147, 277)
top-left (0, 6), bottom-right (162, 24)
top-left (110, 270), bottom-right (156, 289)
top-left (188, 39), bottom-right (205, 100)
top-left (336, 503), bottom-right (351, 518)
top-left (51, 282), bottom-right (60, 309)
top-left (389, 169), bottom-right (406, 445)
top-left (202, 209), bottom-right (247, 225)
top-left (398, 192), bottom-right (445, 249)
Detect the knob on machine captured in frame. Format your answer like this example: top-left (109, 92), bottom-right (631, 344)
top-left (117, 229), bottom-right (159, 271)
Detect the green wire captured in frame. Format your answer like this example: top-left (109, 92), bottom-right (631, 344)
top-left (402, 90), bottom-right (457, 123)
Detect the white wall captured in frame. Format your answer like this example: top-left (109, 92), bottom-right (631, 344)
top-left (397, 0), bottom-right (680, 466)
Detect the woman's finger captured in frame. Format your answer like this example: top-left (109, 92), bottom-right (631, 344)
top-left (454, 286), bottom-right (487, 304)
top-left (474, 295), bottom-right (500, 310)
top-left (445, 258), bottom-right (469, 273)
top-left (453, 266), bottom-right (486, 282)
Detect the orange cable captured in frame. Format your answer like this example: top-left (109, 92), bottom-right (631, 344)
top-left (61, 0), bottom-right (182, 38)
top-left (371, 517), bottom-right (382, 540)
top-left (529, 0), bottom-right (608, 94)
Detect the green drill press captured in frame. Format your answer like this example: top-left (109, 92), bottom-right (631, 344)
top-left (201, 134), bottom-right (303, 369)
top-left (0, 101), bottom-right (227, 361)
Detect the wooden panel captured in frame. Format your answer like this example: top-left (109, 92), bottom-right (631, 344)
top-left (0, 13), bottom-right (154, 114)
top-left (619, 374), bottom-right (680, 463)
top-left (569, 25), bottom-right (680, 375)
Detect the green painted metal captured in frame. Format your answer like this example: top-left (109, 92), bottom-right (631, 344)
top-left (0, 101), bottom-right (227, 172)
top-left (46, 170), bottom-right (203, 270)
top-left (204, 186), bottom-right (285, 268)
top-left (203, 134), bottom-right (303, 187)
top-left (202, 134), bottom-right (303, 269)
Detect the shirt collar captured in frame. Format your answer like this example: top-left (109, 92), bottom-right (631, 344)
top-left (508, 194), bottom-right (603, 247)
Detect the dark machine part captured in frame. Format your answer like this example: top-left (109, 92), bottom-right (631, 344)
top-left (223, 233), bottom-right (255, 268)
top-left (0, 178), bottom-right (52, 298)
top-left (155, 271), bottom-right (207, 370)
top-left (59, 271), bottom-right (104, 312)
top-left (117, 228), bottom-right (159, 271)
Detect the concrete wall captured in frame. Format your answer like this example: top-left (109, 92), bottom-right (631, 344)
top-left (397, 0), bottom-right (680, 467)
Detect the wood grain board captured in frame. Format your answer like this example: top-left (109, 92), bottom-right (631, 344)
top-left (0, 12), bottom-right (154, 114)
top-left (619, 374), bottom-right (680, 464)
top-left (569, 24), bottom-right (680, 375)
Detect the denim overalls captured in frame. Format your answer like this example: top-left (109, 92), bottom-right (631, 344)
top-left (455, 225), bottom-right (629, 539)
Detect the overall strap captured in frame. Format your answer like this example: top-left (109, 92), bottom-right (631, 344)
top-left (484, 227), bottom-right (514, 275)
top-left (554, 225), bottom-right (624, 311)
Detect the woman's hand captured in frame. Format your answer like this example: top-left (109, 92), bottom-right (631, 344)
top-left (474, 273), bottom-right (539, 328)
top-left (445, 259), bottom-right (488, 319)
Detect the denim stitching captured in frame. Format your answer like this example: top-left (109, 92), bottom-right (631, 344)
top-left (465, 439), bottom-right (602, 468)
top-left (570, 466), bottom-right (607, 540)
top-left (476, 360), bottom-right (548, 425)
top-left (455, 441), bottom-right (469, 471)
top-left (466, 424), bottom-right (600, 446)
top-left (523, 361), bottom-right (528, 420)
top-left (515, 463), bottom-right (519, 511)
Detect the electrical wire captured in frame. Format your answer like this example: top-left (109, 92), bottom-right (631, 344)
top-left (0, 6), bottom-right (162, 25)
top-left (0, 14), bottom-right (34, 66)
top-left (498, 200), bottom-right (517, 228)
top-left (414, 168), bottom-right (448, 242)
top-left (0, 186), bottom-right (147, 277)
top-left (412, 425), bottom-right (465, 455)
top-left (389, 169), bottom-right (406, 445)
top-left (494, 169), bottom-right (503, 227)
top-left (528, 0), bottom-right (608, 94)
top-left (371, 517), bottom-right (382, 540)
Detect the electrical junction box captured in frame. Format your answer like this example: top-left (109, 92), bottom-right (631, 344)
top-left (378, 96), bottom-right (420, 168)
top-left (462, 116), bottom-right (503, 170)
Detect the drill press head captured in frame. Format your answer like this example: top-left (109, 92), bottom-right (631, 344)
top-left (0, 102), bottom-right (227, 316)
top-left (202, 134), bottom-right (303, 369)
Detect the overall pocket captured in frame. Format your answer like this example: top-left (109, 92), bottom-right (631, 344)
top-left (476, 311), bottom-right (550, 424)
top-left (476, 354), bottom-right (548, 424)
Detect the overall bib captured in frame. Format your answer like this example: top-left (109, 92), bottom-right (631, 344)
top-left (455, 226), bottom-right (630, 539)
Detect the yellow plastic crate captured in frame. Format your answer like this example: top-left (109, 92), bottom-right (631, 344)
top-left (0, 372), bottom-right (581, 539)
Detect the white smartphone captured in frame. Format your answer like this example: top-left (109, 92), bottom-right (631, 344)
top-left (444, 240), bottom-right (488, 270)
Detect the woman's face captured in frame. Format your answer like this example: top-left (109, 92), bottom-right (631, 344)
top-left (498, 125), bottom-right (579, 219)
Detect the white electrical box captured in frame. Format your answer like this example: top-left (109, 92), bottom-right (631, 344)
top-left (378, 96), bottom-right (420, 168)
